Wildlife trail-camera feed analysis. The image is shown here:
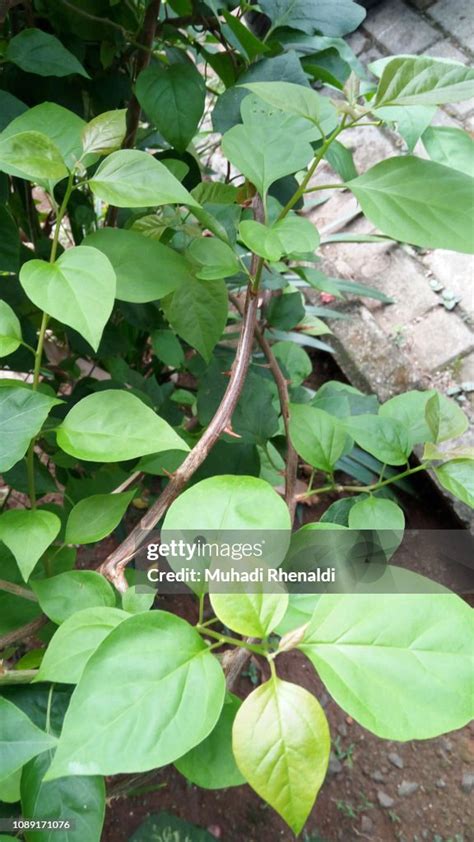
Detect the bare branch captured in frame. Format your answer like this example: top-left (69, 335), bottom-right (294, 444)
top-left (0, 578), bottom-right (38, 602)
top-left (0, 614), bottom-right (47, 650)
top-left (229, 293), bottom-right (298, 523)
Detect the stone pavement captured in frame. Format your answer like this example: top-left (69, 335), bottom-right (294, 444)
top-left (308, 0), bottom-right (474, 521)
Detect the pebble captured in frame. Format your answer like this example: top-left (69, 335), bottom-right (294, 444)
top-left (377, 791), bottom-right (395, 808)
top-left (388, 752), bottom-right (404, 769)
top-left (328, 753), bottom-right (343, 775)
top-left (360, 815), bottom-right (373, 834)
top-left (370, 770), bottom-right (385, 782)
top-left (337, 723), bottom-right (348, 737)
top-left (435, 778), bottom-right (447, 789)
top-left (461, 771), bottom-right (474, 794)
top-left (440, 737), bottom-right (453, 752)
top-left (398, 780), bottom-right (419, 797)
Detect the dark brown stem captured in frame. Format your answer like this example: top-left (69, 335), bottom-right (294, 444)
top-left (105, 0), bottom-right (161, 227)
top-left (0, 614), bottom-right (47, 650)
top-left (100, 290), bottom-right (260, 592)
top-left (229, 294), bottom-right (298, 523)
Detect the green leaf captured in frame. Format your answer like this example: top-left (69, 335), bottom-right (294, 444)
top-left (374, 104), bottom-right (435, 153)
top-left (222, 110), bottom-right (314, 197)
top-left (422, 126), bottom-right (474, 177)
top-left (344, 414), bottom-right (411, 465)
top-left (0, 698), bottom-right (56, 780)
top-left (45, 612), bottom-right (225, 779)
top-left (348, 156), bottom-right (474, 253)
top-left (151, 329), bottom-right (184, 368)
top-left (348, 496), bottom-right (405, 530)
top-left (0, 131), bottom-right (68, 181)
top-left (136, 63), bottom-right (206, 152)
top-left (20, 246), bottom-right (116, 351)
top-left (325, 139), bottom-right (357, 180)
top-left (2, 103), bottom-right (87, 171)
top-left (0, 300), bottom-right (22, 357)
top-left (434, 459), bottom-right (474, 508)
top-left (121, 585), bottom-right (156, 614)
top-left (89, 149), bottom-right (198, 208)
top-left (21, 752), bottom-right (105, 842)
top-left (259, 0), bottom-right (365, 36)
top-left (289, 404), bottom-right (349, 472)
top-left (6, 28), bottom-right (89, 78)
top-left (240, 81), bottom-right (337, 134)
top-left (81, 109), bottom-right (127, 156)
top-left (57, 390), bottom-right (189, 462)
top-left (130, 813), bottom-right (215, 842)
top-left (35, 607), bottom-right (129, 684)
top-left (161, 274), bottom-right (228, 362)
top-left (233, 677), bottom-right (330, 834)
top-left (175, 692), bottom-right (245, 789)
top-left (375, 55), bottom-right (474, 107)
top-left (83, 228), bottom-right (190, 303)
top-left (0, 767), bottom-right (22, 803)
top-left (210, 592), bottom-right (289, 638)
top-left (65, 491), bottom-right (136, 545)
top-left (163, 475), bottom-right (291, 532)
top-left (0, 89), bottom-right (27, 132)
top-left (240, 216), bottom-right (319, 261)
top-left (300, 593), bottom-right (474, 739)
top-left (0, 509), bottom-right (61, 581)
top-left (379, 389), bottom-right (435, 448)
top-left (0, 384), bottom-right (60, 473)
top-left (273, 341), bottom-right (312, 386)
top-left (186, 237), bottom-right (240, 280)
top-left (222, 10), bottom-right (268, 61)
top-left (425, 392), bottom-right (469, 442)
top-left (32, 571), bottom-right (116, 625)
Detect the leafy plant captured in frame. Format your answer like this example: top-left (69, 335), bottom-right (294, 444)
top-left (0, 1), bottom-right (473, 839)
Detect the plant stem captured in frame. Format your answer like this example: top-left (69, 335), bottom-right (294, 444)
top-left (0, 578), bottom-right (38, 602)
top-left (298, 462), bottom-right (430, 500)
top-left (196, 625), bottom-right (266, 655)
top-left (303, 183), bottom-right (346, 193)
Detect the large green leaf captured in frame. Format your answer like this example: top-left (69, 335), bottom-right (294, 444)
top-left (88, 149), bottom-right (198, 207)
top-left (375, 56), bottom-right (474, 107)
top-left (240, 215), bottom-right (319, 261)
top-left (81, 109), bottom-right (127, 156)
top-left (259, 0), bottom-right (365, 36)
top-left (0, 131), bottom-right (67, 182)
top-left (161, 274), bottom-right (228, 362)
top-left (0, 384), bottom-right (60, 472)
top-left (348, 496), bottom-right (405, 530)
top-left (374, 104), bottom-right (435, 153)
top-left (0, 300), bottom-right (21, 357)
top-left (186, 237), bottom-right (240, 280)
top-left (344, 414), bottom-right (411, 465)
top-left (289, 404), bottom-right (349, 472)
top-left (56, 390), bottom-right (189, 462)
top-left (241, 81), bottom-right (337, 134)
top-left (45, 611), bottom-right (225, 779)
top-left (175, 693), bottom-right (245, 790)
top-left (163, 475), bottom-right (291, 532)
top-left (434, 459), bottom-right (474, 508)
top-left (379, 390), bottom-right (434, 448)
top-left (0, 698), bottom-right (56, 780)
top-left (136, 63), bottom-right (206, 152)
top-left (6, 28), bottom-right (89, 78)
top-left (222, 109), bottom-right (314, 197)
top-left (233, 677), bottom-right (330, 833)
top-left (348, 156), bottom-right (474, 253)
top-left (210, 591), bottom-right (289, 638)
top-left (422, 126), bottom-right (474, 177)
top-left (32, 571), bottom-right (116, 624)
top-left (300, 593), bottom-right (474, 739)
top-left (21, 752), bottom-right (105, 842)
top-left (425, 392), bottom-right (469, 442)
top-left (83, 228), bottom-right (190, 303)
top-left (35, 607), bottom-right (129, 684)
top-left (0, 509), bottom-right (61, 581)
top-left (1, 103), bottom-right (87, 170)
top-left (20, 246), bottom-right (116, 351)
top-left (65, 491), bottom-right (136, 545)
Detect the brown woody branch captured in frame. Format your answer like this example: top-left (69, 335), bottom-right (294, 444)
top-left (0, 614), bottom-right (47, 650)
top-left (229, 293), bottom-right (298, 523)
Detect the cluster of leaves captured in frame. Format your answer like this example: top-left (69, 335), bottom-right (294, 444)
top-left (0, 0), bottom-right (473, 839)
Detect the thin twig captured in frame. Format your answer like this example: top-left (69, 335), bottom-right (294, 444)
top-left (229, 293), bottom-right (298, 522)
top-left (0, 578), bottom-right (38, 602)
top-left (0, 615), bottom-right (47, 650)
top-left (106, 0), bottom-right (161, 227)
